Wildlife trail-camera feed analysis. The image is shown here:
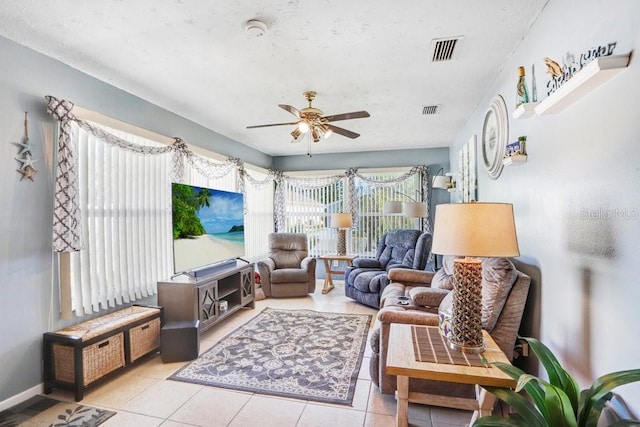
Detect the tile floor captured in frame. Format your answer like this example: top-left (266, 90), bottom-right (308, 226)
top-left (47, 281), bottom-right (473, 427)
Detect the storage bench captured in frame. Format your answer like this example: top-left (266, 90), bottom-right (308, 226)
top-left (43, 304), bottom-right (163, 401)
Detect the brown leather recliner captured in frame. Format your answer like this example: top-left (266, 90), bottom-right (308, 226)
top-left (370, 256), bottom-right (530, 411)
top-left (257, 233), bottom-right (317, 297)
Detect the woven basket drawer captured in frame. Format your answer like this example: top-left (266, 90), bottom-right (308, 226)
top-left (128, 317), bottom-right (160, 362)
top-left (53, 333), bottom-right (125, 386)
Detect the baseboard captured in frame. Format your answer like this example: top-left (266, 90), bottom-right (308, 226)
top-left (0, 383), bottom-right (42, 411)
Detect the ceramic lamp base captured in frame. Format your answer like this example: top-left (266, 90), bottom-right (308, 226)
top-left (449, 257), bottom-right (484, 353)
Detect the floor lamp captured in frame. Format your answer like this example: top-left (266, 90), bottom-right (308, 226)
top-left (330, 213), bottom-right (353, 256)
top-left (431, 202), bottom-right (520, 353)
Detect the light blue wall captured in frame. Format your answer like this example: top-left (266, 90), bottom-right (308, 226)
top-left (0, 35), bottom-right (450, 405)
top-left (448, 0), bottom-right (640, 412)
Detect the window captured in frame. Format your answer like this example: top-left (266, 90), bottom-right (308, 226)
top-left (69, 122), bottom-right (173, 315)
top-left (280, 168), bottom-right (426, 257)
top-left (65, 121), bottom-right (273, 315)
top-left (353, 170), bottom-right (423, 256)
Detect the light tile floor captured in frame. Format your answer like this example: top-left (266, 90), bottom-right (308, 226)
top-left (47, 281), bottom-right (473, 427)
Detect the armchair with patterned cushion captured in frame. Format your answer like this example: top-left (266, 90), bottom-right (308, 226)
top-left (369, 256), bottom-right (531, 411)
top-left (257, 233), bottom-right (317, 298)
top-left (344, 228), bottom-right (432, 308)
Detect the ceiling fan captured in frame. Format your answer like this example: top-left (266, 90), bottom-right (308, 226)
top-left (247, 91), bottom-right (370, 143)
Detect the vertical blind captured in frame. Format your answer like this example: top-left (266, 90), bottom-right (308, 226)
top-left (281, 169), bottom-right (422, 257)
top-left (67, 123), bottom-right (274, 315)
top-left (70, 123), bottom-right (173, 315)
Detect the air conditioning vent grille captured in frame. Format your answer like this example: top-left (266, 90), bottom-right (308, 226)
top-left (422, 105), bottom-right (439, 115)
top-left (431, 37), bottom-right (463, 62)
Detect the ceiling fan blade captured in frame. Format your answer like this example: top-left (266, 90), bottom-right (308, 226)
top-left (323, 111), bottom-right (370, 122)
top-left (247, 121), bottom-right (298, 129)
top-left (278, 104), bottom-right (302, 118)
top-left (326, 124), bottom-right (360, 139)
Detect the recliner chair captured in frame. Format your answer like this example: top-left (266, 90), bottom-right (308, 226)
top-left (257, 233), bottom-right (317, 297)
top-left (344, 228), bottom-right (432, 308)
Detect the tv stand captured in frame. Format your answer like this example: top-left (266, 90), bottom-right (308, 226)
top-left (158, 261), bottom-right (255, 334)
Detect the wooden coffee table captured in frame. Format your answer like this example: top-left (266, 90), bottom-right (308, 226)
top-left (386, 324), bottom-right (516, 426)
top-left (319, 254), bottom-right (356, 294)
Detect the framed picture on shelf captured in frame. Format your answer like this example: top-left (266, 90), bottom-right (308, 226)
top-left (505, 141), bottom-right (522, 157)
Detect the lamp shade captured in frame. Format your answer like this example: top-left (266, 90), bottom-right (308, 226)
top-left (330, 213), bottom-right (353, 229)
top-left (431, 203), bottom-right (520, 257)
top-left (383, 201), bottom-right (403, 214)
top-left (432, 175), bottom-right (452, 190)
top-left (403, 202), bottom-right (428, 217)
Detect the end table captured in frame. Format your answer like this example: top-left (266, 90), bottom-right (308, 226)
top-left (319, 254), bottom-right (356, 294)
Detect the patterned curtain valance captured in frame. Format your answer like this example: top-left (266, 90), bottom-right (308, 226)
top-left (47, 95), bottom-right (432, 250)
top-left (46, 96), bottom-right (245, 252)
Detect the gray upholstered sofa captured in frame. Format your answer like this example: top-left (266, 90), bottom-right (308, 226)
top-left (369, 256), bottom-right (530, 411)
top-left (257, 233), bottom-right (316, 297)
top-left (344, 229), bottom-right (432, 308)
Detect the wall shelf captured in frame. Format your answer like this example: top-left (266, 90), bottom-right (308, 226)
top-left (512, 102), bottom-right (539, 119)
top-left (502, 155), bottom-right (527, 166)
top-left (534, 53), bottom-right (630, 115)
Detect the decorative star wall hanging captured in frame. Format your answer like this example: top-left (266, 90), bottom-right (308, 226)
top-left (13, 112), bottom-right (37, 182)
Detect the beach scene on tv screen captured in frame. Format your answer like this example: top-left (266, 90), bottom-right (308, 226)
top-left (172, 183), bottom-right (245, 273)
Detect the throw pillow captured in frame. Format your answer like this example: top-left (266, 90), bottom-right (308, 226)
top-left (430, 255), bottom-right (459, 290)
top-left (481, 257), bottom-right (518, 331)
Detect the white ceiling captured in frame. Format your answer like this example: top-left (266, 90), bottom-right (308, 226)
top-left (0, 0), bottom-right (548, 156)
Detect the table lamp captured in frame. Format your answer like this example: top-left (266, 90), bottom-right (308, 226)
top-left (431, 202), bottom-right (519, 353)
top-left (330, 213), bottom-right (353, 256)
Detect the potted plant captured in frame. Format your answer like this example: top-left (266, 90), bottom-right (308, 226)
top-left (474, 337), bottom-right (640, 427)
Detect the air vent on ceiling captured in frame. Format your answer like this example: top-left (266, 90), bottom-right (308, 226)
top-left (422, 105), bottom-right (439, 115)
top-left (430, 36), bottom-right (463, 62)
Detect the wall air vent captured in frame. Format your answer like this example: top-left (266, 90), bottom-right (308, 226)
top-left (422, 105), bottom-right (439, 115)
top-left (430, 36), bottom-right (464, 62)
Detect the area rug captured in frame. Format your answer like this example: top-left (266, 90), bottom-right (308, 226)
top-left (169, 308), bottom-right (372, 405)
top-left (0, 395), bottom-right (115, 427)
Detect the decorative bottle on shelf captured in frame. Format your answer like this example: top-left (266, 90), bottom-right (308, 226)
top-left (516, 66), bottom-right (530, 107)
top-left (531, 64), bottom-right (538, 102)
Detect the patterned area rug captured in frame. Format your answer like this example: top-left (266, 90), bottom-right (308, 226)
top-left (169, 308), bottom-right (372, 405)
top-left (0, 395), bottom-right (115, 427)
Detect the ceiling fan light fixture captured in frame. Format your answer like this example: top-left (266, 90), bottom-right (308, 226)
top-left (290, 128), bottom-right (302, 140)
top-left (298, 121), bottom-right (310, 133)
top-left (323, 128), bottom-right (333, 139)
top-left (312, 128), bottom-right (321, 142)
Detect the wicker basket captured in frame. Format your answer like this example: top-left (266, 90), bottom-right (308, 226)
top-left (53, 333), bottom-right (125, 386)
top-left (128, 317), bottom-right (161, 362)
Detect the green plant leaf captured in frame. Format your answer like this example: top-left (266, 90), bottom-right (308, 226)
top-left (482, 386), bottom-right (548, 427)
top-left (493, 362), bottom-right (547, 414)
top-left (522, 337), bottom-right (580, 411)
top-left (541, 381), bottom-right (578, 427)
top-left (579, 370), bottom-right (640, 427)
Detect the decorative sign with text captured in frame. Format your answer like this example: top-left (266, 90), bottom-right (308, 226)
top-left (545, 41), bottom-right (618, 96)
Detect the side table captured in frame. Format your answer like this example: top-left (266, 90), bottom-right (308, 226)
top-left (319, 254), bottom-right (356, 294)
top-left (386, 324), bottom-right (515, 426)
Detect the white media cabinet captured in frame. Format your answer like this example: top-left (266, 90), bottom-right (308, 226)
top-left (157, 261), bottom-right (255, 334)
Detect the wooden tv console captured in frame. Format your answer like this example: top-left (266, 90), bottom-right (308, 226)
top-left (157, 261), bottom-right (255, 334)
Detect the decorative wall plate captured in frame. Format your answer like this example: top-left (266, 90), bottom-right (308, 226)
top-left (481, 95), bottom-right (509, 180)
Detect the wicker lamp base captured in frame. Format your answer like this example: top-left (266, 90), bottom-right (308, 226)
top-left (449, 257), bottom-right (484, 353)
top-left (336, 229), bottom-right (347, 256)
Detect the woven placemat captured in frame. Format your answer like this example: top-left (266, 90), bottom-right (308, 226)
top-left (411, 325), bottom-right (488, 367)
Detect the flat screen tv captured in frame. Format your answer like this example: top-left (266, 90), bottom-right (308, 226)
top-left (171, 183), bottom-right (245, 275)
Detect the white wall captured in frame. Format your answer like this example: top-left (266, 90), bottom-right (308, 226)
top-left (449, 0), bottom-right (640, 411)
